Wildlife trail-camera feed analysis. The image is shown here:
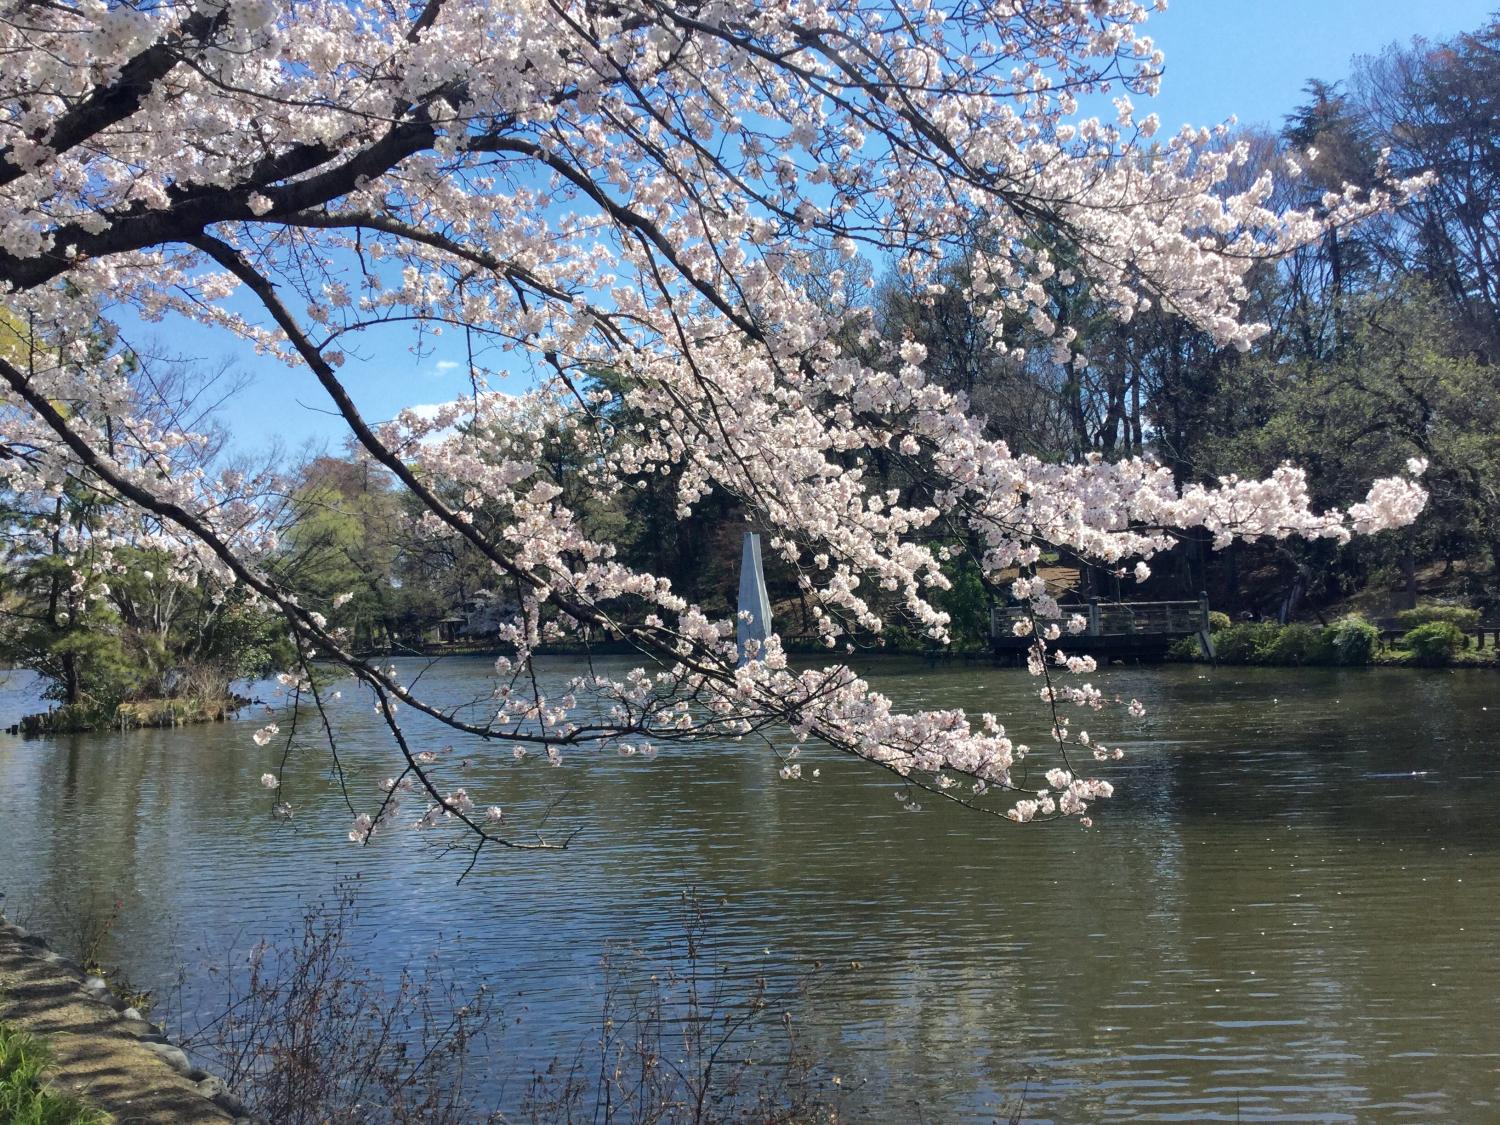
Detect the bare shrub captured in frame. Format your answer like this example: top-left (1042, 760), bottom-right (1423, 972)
top-left (1, 890), bottom-right (157, 1012)
top-left (11, 882), bottom-right (867, 1123)
top-left (2, 890), bottom-right (119, 971)
top-left (178, 883), bottom-right (498, 1124)
top-left (521, 891), bottom-right (846, 1124)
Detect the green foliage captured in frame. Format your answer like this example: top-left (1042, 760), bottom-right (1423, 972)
top-left (274, 456), bottom-right (405, 650)
top-left (1211, 622), bottom-right (1281, 664)
top-left (1402, 620), bottom-right (1468, 665)
top-left (931, 552), bottom-right (991, 649)
top-left (1395, 603), bottom-right (1480, 631)
top-left (1166, 635), bottom-right (1200, 661)
top-left (1207, 610), bottom-right (1232, 632)
top-left (0, 1024), bottom-right (107, 1125)
top-left (1261, 622), bottom-right (1333, 665)
top-left (1326, 615), bottom-right (1380, 665)
top-left (1205, 617), bottom-right (1376, 666)
top-left (195, 591), bottom-right (296, 685)
top-left (38, 606), bottom-right (140, 704)
top-left (0, 307), bottom-right (39, 370)
top-left (0, 482), bottom-right (291, 715)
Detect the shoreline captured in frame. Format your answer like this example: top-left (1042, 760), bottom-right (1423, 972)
top-left (352, 641), bottom-right (1499, 671)
top-left (0, 914), bottom-right (252, 1123)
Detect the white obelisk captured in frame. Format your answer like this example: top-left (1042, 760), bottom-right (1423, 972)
top-left (736, 532), bottom-right (772, 666)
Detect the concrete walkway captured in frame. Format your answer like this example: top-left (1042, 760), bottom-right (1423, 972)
top-left (0, 920), bottom-right (246, 1123)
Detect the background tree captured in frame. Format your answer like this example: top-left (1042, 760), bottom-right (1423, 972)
top-left (1355, 21), bottom-right (1500, 360)
top-left (275, 453), bottom-right (407, 652)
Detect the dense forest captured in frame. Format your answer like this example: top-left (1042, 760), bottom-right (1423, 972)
top-left (4, 17), bottom-right (1498, 714)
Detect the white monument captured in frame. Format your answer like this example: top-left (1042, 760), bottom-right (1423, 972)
top-left (736, 531), bottom-right (772, 665)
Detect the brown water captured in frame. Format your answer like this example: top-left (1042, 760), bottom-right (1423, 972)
top-left (1, 658), bottom-right (1497, 1121)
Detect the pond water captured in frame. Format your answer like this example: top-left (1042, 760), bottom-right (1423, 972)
top-left (1, 658), bottom-right (1497, 1121)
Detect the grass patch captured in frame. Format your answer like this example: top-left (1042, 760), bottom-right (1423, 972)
top-left (1376, 646), bottom-right (1500, 668)
top-left (0, 1023), bottom-right (108, 1125)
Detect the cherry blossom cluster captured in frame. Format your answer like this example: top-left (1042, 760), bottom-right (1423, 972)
top-left (0, 0), bottom-right (1431, 846)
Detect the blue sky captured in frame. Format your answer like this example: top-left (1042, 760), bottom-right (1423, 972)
top-left (136, 0), bottom-right (1497, 459)
top-left (1142, 0), bottom-right (1493, 130)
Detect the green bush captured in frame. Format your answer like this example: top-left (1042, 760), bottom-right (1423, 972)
top-left (1166, 635), bottom-right (1200, 661)
top-left (1261, 622), bottom-right (1332, 665)
top-left (1202, 618), bottom-right (1380, 666)
top-left (1207, 610), bottom-right (1232, 632)
top-left (1403, 620), bottom-right (1467, 665)
top-left (1395, 603), bottom-right (1480, 631)
top-left (1212, 622), bottom-right (1281, 664)
top-left (1325, 615), bottom-right (1380, 665)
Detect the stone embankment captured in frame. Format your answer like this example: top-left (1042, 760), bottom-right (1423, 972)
top-left (0, 915), bottom-right (255, 1123)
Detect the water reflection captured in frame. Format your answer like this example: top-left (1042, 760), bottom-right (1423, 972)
top-left (1, 660), bottom-right (1497, 1121)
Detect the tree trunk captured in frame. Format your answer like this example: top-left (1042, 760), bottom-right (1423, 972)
top-left (63, 651), bottom-right (81, 705)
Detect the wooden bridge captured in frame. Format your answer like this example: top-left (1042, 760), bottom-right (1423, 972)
top-left (991, 595), bottom-right (1215, 662)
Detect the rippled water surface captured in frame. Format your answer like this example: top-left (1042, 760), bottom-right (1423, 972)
top-left (2, 658), bottom-right (1498, 1121)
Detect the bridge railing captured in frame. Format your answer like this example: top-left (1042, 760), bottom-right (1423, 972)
top-left (991, 595), bottom-right (1212, 639)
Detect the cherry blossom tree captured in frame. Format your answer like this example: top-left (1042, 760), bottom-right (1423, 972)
top-left (0, 0), bottom-right (1429, 854)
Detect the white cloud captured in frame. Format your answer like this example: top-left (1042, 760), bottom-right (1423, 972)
top-left (433, 359), bottom-right (461, 372)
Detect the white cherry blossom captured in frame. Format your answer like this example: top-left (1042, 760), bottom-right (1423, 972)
top-left (0, 0), bottom-right (1429, 845)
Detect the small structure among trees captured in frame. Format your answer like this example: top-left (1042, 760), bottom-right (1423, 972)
top-left (991, 596), bottom-right (1214, 662)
